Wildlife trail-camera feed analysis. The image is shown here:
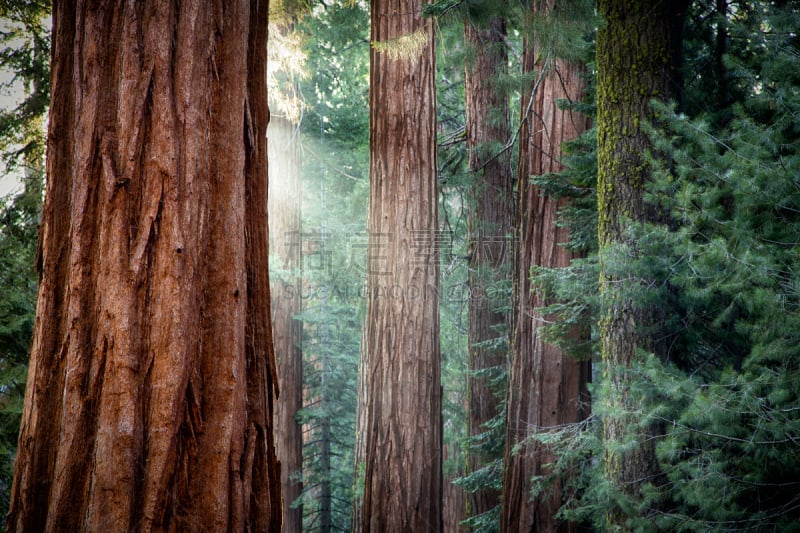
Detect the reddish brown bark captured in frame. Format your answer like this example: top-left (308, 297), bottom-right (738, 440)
top-left (501, 24), bottom-right (591, 533)
top-left (268, 115), bottom-right (303, 533)
top-left (443, 439), bottom-right (468, 533)
top-left (8, 1), bottom-right (281, 531)
top-left (463, 16), bottom-right (513, 522)
top-left (360, 0), bottom-right (442, 530)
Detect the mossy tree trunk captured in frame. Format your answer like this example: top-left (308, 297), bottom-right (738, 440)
top-left (501, 7), bottom-right (591, 530)
top-left (7, 1), bottom-right (281, 531)
top-left (595, 0), bottom-right (688, 529)
top-left (463, 15), bottom-right (513, 523)
top-left (360, 0), bottom-right (442, 529)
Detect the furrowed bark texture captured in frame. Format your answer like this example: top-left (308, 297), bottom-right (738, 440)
top-left (361, 0), bottom-right (442, 530)
top-left (463, 16), bottom-right (512, 522)
top-left (501, 42), bottom-right (591, 532)
top-left (443, 439), bottom-right (468, 533)
top-left (595, 0), bottom-right (687, 529)
top-left (268, 115), bottom-right (304, 533)
top-left (8, 1), bottom-right (281, 531)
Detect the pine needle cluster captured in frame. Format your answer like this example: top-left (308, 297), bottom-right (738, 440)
top-left (528, 3), bottom-right (800, 529)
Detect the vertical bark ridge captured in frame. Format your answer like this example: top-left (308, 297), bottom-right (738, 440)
top-left (8, 1), bottom-right (280, 531)
top-left (361, 0), bottom-right (441, 530)
top-left (244, 0), bottom-right (282, 529)
top-left (501, 16), bottom-right (591, 531)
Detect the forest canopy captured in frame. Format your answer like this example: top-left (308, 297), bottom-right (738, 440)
top-left (0, 0), bottom-right (799, 531)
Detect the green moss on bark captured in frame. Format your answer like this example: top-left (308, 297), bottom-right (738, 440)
top-left (595, 0), bottom-right (688, 530)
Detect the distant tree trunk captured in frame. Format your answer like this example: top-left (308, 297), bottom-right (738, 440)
top-left (463, 16), bottom-right (513, 522)
top-left (268, 114), bottom-right (304, 533)
top-left (501, 5), bottom-right (591, 530)
top-left (595, 1), bottom-right (688, 529)
top-left (360, 0), bottom-right (442, 529)
top-left (714, 0), bottom-right (730, 112)
top-left (442, 439), bottom-right (468, 533)
top-left (319, 401), bottom-right (332, 533)
top-left (319, 306), bottom-right (332, 533)
top-left (7, 1), bottom-right (281, 531)
top-left (351, 320), bottom-right (368, 532)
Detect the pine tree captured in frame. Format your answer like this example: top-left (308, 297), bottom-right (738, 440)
top-left (594, 1), bottom-right (690, 528)
top-left (0, 0), bottom-right (50, 172)
top-left (635, 3), bottom-right (800, 528)
top-left (289, 2), bottom-right (371, 530)
top-left (505, 2), bottom-right (800, 530)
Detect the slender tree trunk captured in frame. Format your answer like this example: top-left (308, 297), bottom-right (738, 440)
top-left (501, 4), bottom-right (591, 530)
top-left (319, 387), bottom-right (332, 533)
top-left (319, 432), bottom-right (332, 533)
top-left (442, 438), bottom-right (468, 533)
top-left (7, 1), bottom-right (281, 531)
top-left (351, 320), bottom-right (368, 532)
top-left (442, 434), bottom-right (469, 533)
top-left (352, 339), bottom-right (365, 533)
top-left (714, 0), bottom-right (731, 113)
top-left (463, 15), bottom-right (513, 522)
top-left (595, 1), bottom-right (688, 529)
top-left (268, 115), bottom-right (304, 533)
top-left (319, 295), bottom-right (332, 533)
top-left (360, 0), bottom-right (442, 529)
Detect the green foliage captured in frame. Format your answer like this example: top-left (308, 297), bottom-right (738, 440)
top-left (289, 2), bottom-right (370, 530)
top-left (298, 0), bottom-right (369, 152)
top-left (433, 2), bottom-right (597, 528)
top-left (422, 0), bottom-right (516, 25)
top-left (517, 0), bottom-right (596, 63)
top-left (639, 20), bottom-right (800, 523)
top-left (433, 10), bottom-right (512, 530)
top-left (0, 174), bottom-right (39, 520)
top-left (295, 297), bottom-right (361, 531)
top-left (529, 39), bottom-right (598, 358)
top-left (0, 1), bottom-right (49, 170)
top-left (454, 359), bottom-right (506, 532)
top-left (372, 28), bottom-right (429, 61)
top-left (0, 1), bottom-right (49, 525)
top-left (529, 3), bottom-right (800, 530)
top-left (291, 149), bottom-right (366, 532)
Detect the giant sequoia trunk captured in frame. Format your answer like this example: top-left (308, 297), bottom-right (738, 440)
top-left (268, 115), bottom-right (303, 533)
top-left (595, 0), bottom-right (687, 529)
top-left (501, 34), bottom-right (591, 532)
top-left (463, 16), bottom-right (513, 522)
top-left (360, 0), bottom-right (442, 530)
top-left (8, 1), bottom-right (281, 531)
